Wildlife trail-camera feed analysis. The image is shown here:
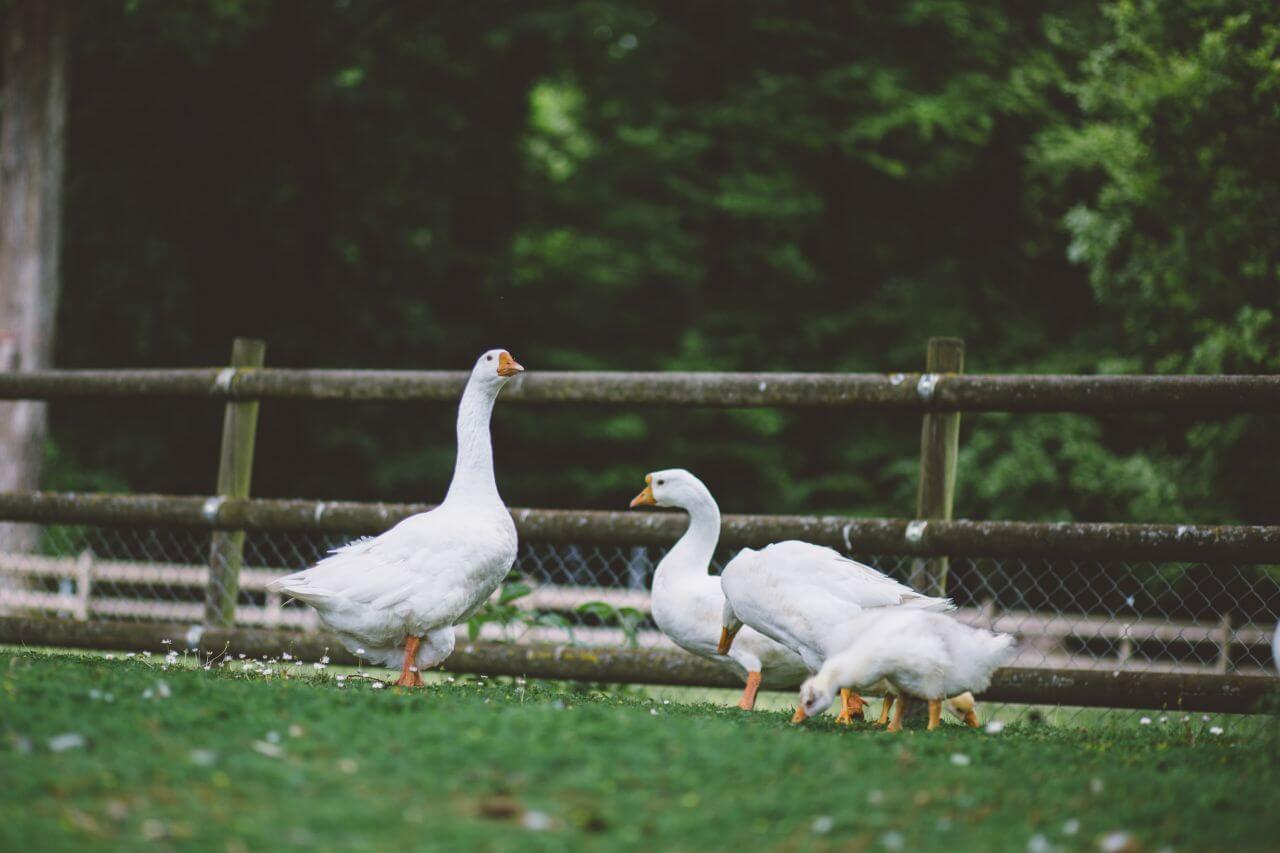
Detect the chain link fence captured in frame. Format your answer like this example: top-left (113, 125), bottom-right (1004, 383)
top-left (3, 520), bottom-right (1277, 691)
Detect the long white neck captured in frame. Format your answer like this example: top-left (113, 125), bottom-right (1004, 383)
top-left (655, 484), bottom-right (721, 582)
top-left (443, 378), bottom-right (501, 505)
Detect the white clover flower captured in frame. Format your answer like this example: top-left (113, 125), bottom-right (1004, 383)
top-left (811, 816), bottom-right (835, 835)
top-left (189, 749), bottom-right (216, 767)
top-left (881, 830), bottom-right (904, 850)
top-left (985, 720), bottom-right (1005, 734)
top-left (252, 741), bottom-right (284, 759)
top-left (104, 654), bottom-right (115, 660)
top-left (48, 733), bottom-right (86, 752)
top-left (522, 810), bottom-right (553, 831)
top-left (282, 652), bottom-right (293, 661)
top-left (1062, 819), bottom-right (1079, 836)
top-left (1098, 831), bottom-right (1133, 853)
top-left (950, 753), bottom-right (971, 766)
top-left (371, 682), bottom-right (384, 690)
top-left (1139, 717), bottom-right (1151, 725)
top-left (1027, 833), bottom-right (1051, 853)
top-left (1209, 726), bottom-right (1223, 735)
top-left (320, 656), bottom-right (330, 665)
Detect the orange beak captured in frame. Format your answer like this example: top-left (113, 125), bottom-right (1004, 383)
top-left (791, 706), bottom-right (809, 724)
top-left (717, 624), bottom-right (741, 655)
top-left (496, 351), bottom-right (524, 377)
top-left (629, 475), bottom-right (656, 509)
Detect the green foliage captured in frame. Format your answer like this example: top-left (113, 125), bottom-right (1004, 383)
top-left (576, 601), bottom-right (645, 648)
top-left (1037, 0), bottom-right (1280, 371)
top-left (1, 652), bottom-right (1276, 849)
top-left (35, 0), bottom-right (1279, 526)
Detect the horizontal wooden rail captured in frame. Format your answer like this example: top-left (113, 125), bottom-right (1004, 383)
top-left (1, 491), bottom-right (1279, 561)
top-left (1, 369), bottom-right (1278, 412)
top-left (0, 617), bottom-right (1274, 713)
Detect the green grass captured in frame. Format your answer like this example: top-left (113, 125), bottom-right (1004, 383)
top-left (2, 651), bottom-right (1277, 851)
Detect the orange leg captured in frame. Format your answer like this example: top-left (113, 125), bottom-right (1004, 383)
top-left (394, 636), bottom-right (426, 688)
top-left (887, 695), bottom-right (908, 733)
top-left (962, 709), bottom-right (979, 728)
top-left (875, 694), bottom-right (895, 727)
top-left (927, 699), bottom-right (942, 731)
top-left (834, 689), bottom-right (866, 725)
top-left (737, 671), bottom-right (762, 710)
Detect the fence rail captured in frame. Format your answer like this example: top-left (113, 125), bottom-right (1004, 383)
top-left (3, 491), bottom-right (1279, 561)
top-left (2, 368), bottom-right (1279, 412)
top-left (0, 616), bottom-right (1274, 714)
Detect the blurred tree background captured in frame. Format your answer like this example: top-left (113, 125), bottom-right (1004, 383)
top-left (16, 0), bottom-right (1279, 522)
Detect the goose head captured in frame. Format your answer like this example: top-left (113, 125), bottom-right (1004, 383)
top-left (628, 468), bottom-right (708, 510)
top-left (792, 673), bottom-right (838, 723)
top-left (471, 348), bottom-right (524, 392)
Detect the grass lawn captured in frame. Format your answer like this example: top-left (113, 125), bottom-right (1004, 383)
top-left (1, 651), bottom-right (1276, 851)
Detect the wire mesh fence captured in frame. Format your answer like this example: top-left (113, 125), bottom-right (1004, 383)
top-left (3, 520), bottom-right (1277, 688)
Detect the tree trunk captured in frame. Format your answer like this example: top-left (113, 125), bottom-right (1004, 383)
top-left (0, 0), bottom-right (69, 554)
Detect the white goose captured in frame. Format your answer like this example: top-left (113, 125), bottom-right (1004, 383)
top-left (795, 608), bottom-right (1014, 731)
top-left (629, 469), bottom-right (809, 709)
top-left (268, 349), bottom-right (524, 687)
top-left (718, 540), bottom-right (977, 726)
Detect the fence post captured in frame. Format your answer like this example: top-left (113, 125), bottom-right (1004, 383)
top-left (909, 337), bottom-right (964, 597)
top-left (204, 338), bottom-right (265, 627)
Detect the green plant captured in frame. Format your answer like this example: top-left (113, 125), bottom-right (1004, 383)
top-left (576, 601), bottom-right (645, 649)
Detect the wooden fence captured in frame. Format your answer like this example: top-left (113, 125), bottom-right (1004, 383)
top-left (1, 337), bottom-right (1278, 713)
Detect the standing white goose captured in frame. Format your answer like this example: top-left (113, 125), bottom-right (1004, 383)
top-left (629, 469), bottom-right (809, 710)
top-left (718, 540), bottom-right (976, 725)
top-left (795, 608), bottom-right (1014, 731)
top-left (268, 349), bottom-right (524, 687)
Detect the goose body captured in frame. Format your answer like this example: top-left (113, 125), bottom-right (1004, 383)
top-left (720, 541), bottom-right (954, 672)
top-left (797, 608), bottom-right (1014, 730)
top-left (268, 349), bottom-right (523, 679)
top-left (630, 470), bottom-right (808, 708)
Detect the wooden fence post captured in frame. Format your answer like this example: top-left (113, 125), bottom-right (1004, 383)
top-left (204, 338), bottom-right (265, 627)
top-left (909, 337), bottom-right (964, 597)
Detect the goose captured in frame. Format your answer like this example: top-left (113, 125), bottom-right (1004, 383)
top-left (629, 469), bottom-right (809, 709)
top-left (794, 608), bottom-right (1014, 731)
top-left (268, 349), bottom-right (524, 687)
top-left (718, 540), bottom-right (978, 726)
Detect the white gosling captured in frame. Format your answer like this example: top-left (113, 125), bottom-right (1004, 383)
top-left (267, 349), bottom-right (524, 687)
top-left (796, 608), bottom-right (1015, 732)
top-left (718, 539), bottom-right (968, 724)
top-left (629, 469), bottom-right (808, 709)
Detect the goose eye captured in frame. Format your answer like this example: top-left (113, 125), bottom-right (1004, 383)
top-left (486, 355), bottom-right (493, 361)
top-left (657, 479), bottom-right (665, 486)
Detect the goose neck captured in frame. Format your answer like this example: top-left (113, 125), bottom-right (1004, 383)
top-left (444, 379), bottom-right (501, 504)
top-left (656, 491), bottom-right (721, 581)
